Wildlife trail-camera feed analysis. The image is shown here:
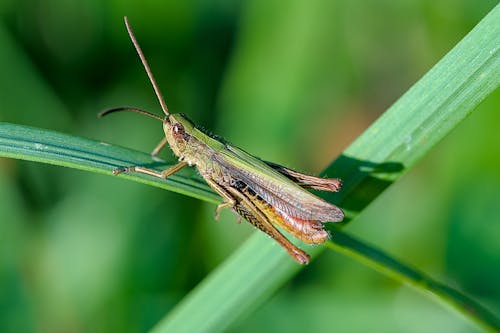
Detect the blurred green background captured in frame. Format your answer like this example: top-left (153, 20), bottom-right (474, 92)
top-left (0, 1), bottom-right (498, 332)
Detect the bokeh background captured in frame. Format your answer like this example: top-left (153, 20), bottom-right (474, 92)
top-left (0, 1), bottom-right (498, 332)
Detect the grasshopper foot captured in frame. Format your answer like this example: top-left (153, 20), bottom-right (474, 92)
top-left (112, 167), bottom-right (130, 175)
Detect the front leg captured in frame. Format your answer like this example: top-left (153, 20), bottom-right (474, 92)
top-left (113, 161), bottom-right (188, 178)
top-left (150, 137), bottom-right (169, 158)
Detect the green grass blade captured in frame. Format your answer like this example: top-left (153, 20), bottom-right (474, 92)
top-left (151, 5), bottom-right (500, 333)
top-left (0, 123), bottom-right (219, 204)
top-left (327, 230), bottom-right (500, 333)
top-left (0, 5), bottom-right (498, 333)
top-left (326, 4), bottom-right (500, 220)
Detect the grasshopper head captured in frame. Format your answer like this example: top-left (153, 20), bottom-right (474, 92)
top-left (163, 113), bottom-right (196, 159)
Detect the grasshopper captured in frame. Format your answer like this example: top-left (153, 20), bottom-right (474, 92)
top-left (99, 17), bottom-right (344, 264)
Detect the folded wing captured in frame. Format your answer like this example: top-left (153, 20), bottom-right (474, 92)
top-left (213, 144), bottom-right (344, 222)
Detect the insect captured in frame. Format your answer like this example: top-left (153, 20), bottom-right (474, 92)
top-left (99, 17), bottom-right (344, 264)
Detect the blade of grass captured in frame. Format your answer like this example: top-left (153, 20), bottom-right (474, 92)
top-left (0, 123), bottom-right (219, 204)
top-left (326, 230), bottom-right (500, 333)
top-left (0, 4), bottom-right (498, 333)
top-left (150, 5), bottom-right (500, 333)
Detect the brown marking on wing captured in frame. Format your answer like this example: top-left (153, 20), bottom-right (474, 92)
top-left (264, 161), bottom-right (342, 192)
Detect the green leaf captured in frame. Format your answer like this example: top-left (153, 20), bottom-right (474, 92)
top-left (149, 5), bottom-right (500, 333)
top-left (0, 4), bottom-right (498, 333)
top-left (327, 230), bottom-right (500, 333)
top-left (0, 123), bottom-right (219, 204)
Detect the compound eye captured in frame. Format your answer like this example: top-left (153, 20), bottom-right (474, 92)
top-left (172, 123), bottom-right (185, 138)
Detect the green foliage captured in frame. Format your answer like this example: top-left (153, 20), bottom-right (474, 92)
top-left (0, 123), bottom-right (219, 203)
top-left (0, 2), bottom-right (499, 333)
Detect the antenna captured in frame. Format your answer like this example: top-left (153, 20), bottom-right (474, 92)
top-left (124, 16), bottom-right (169, 116)
top-left (98, 107), bottom-right (164, 121)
